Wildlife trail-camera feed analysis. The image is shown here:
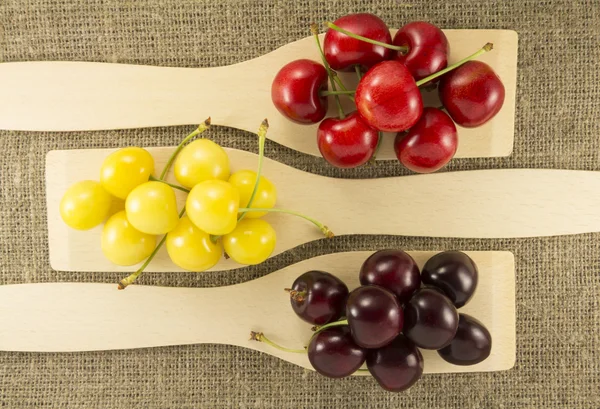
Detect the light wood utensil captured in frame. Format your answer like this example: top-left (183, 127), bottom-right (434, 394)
top-left (0, 30), bottom-right (518, 160)
top-left (0, 251), bottom-right (515, 374)
top-left (47, 147), bottom-right (600, 272)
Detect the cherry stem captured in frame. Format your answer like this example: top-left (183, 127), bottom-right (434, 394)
top-left (311, 318), bottom-right (349, 334)
top-left (238, 207), bottom-right (334, 238)
top-left (249, 331), bottom-right (307, 354)
top-left (311, 23), bottom-right (345, 119)
top-left (330, 72), bottom-right (355, 103)
top-left (321, 90), bottom-right (355, 96)
top-left (284, 288), bottom-right (307, 302)
top-left (118, 207), bottom-right (187, 290)
top-left (324, 22), bottom-right (408, 53)
top-left (159, 118), bottom-right (211, 180)
top-left (148, 175), bottom-right (190, 193)
top-left (237, 119), bottom-right (268, 223)
top-left (354, 65), bottom-right (362, 80)
top-left (415, 43), bottom-right (494, 87)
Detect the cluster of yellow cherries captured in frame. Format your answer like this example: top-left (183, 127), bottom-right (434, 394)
top-left (59, 119), bottom-right (332, 288)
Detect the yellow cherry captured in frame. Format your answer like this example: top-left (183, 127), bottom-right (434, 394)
top-left (223, 218), bottom-right (276, 265)
top-left (228, 170), bottom-right (277, 218)
top-left (101, 211), bottom-right (156, 266)
top-left (174, 139), bottom-right (230, 188)
top-left (60, 180), bottom-right (112, 230)
top-left (125, 181), bottom-right (179, 235)
top-left (166, 216), bottom-right (223, 271)
top-left (100, 147), bottom-right (155, 200)
top-left (186, 180), bottom-right (239, 235)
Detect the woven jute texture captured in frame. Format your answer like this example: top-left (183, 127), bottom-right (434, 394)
top-left (1, 0), bottom-right (599, 407)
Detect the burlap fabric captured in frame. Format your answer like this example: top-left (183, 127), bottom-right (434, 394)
top-left (1, 0), bottom-right (599, 407)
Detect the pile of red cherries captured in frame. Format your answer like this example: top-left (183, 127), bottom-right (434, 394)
top-left (257, 250), bottom-right (492, 392)
top-left (271, 14), bottom-right (505, 173)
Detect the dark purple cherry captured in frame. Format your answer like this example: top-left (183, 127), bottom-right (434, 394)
top-left (359, 249), bottom-right (420, 303)
top-left (437, 314), bottom-right (492, 365)
top-left (346, 285), bottom-right (403, 349)
top-left (403, 288), bottom-right (459, 350)
top-left (287, 270), bottom-right (348, 325)
top-left (367, 335), bottom-right (424, 392)
top-left (308, 326), bottom-right (366, 378)
top-left (421, 251), bottom-right (478, 308)
top-left (271, 59), bottom-right (329, 124)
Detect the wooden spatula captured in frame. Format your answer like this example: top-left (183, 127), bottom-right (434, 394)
top-left (0, 30), bottom-right (518, 160)
top-left (46, 147), bottom-right (600, 272)
top-left (0, 251), bottom-right (515, 374)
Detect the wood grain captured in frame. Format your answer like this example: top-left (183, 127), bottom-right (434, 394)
top-left (0, 251), bottom-right (516, 374)
top-left (0, 30), bottom-right (518, 159)
top-left (46, 147), bottom-right (600, 272)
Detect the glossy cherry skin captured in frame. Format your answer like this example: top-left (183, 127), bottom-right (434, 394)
top-left (438, 314), bottom-right (492, 365)
top-left (308, 326), bottom-right (367, 378)
top-left (393, 21), bottom-right (449, 81)
top-left (367, 335), bottom-right (424, 392)
top-left (271, 59), bottom-right (329, 124)
top-left (317, 111), bottom-right (379, 168)
top-left (289, 270), bottom-right (348, 325)
top-left (346, 285), bottom-right (403, 349)
top-left (394, 107), bottom-right (458, 174)
top-left (324, 13), bottom-right (392, 71)
top-left (438, 60), bottom-right (505, 127)
top-left (421, 251), bottom-right (478, 308)
top-left (359, 249), bottom-right (420, 303)
top-left (403, 288), bottom-right (459, 350)
top-left (355, 61), bottom-right (423, 132)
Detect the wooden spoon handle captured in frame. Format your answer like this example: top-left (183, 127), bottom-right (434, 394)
top-left (0, 30), bottom-right (518, 159)
top-left (0, 251), bottom-right (515, 374)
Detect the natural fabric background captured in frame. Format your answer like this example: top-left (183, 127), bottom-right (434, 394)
top-left (0, 0), bottom-right (599, 407)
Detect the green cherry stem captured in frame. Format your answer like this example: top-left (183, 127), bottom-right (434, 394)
top-left (311, 319), bottom-right (349, 334)
top-left (330, 72), bottom-right (355, 103)
top-left (118, 207), bottom-right (187, 290)
top-left (415, 43), bottom-right (493, 87)
top-left (250, 331), bottom-right (307, 354)
top-left (311, 23), bottom-right (345, 119)
top-left (321, 90), bottom-right (355, 96)
top-left (238, 207), bottom-right (334, 238)
top-left (325, 21), bottom-right (408, 53)
top-left (237, 119), bottom-right (268, 223)
top-left (159, 117), bottom-right (211, 180)
top-left (354, 65), bottom-right (362, 80)
top-left (148, 175), bottom-right (190, 193)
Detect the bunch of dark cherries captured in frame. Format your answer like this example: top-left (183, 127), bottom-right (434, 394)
top-left (260, 250), bottom-right (492, 392)
top-left (271, 14), bottom-right (505, 172)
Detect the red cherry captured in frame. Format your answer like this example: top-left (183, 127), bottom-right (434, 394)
top-left (394, 107), bottom-right (457, 173)
top-left (271, 59), bottom-right (329, 124)
top-left (355, 61), bottom-right (423, 132)
top-left (393, 21), bottom-right (449, 81)
top-left (317, 111), bottom-right (379, 168)
top-left (438, 60), bottom-right (505, 127)
top-left (324, 13), bottom-right (392, 71)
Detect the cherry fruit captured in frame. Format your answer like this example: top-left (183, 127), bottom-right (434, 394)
top-left (324, 13), bottom-right (392, 71)
top-left (346, 285), bottom-right (403, 349)
top-left (439, 60), bottom-right (505, 127)
top-left (421, 251), bottom-right (478, 308)
top-left (359, 249), bottom-right (420, 303)
top-left (271, 59), bottom-right (329, 124)
top-left (437, 313), bottom-right (492, 365)
top-left (287, 270), bottom-right (348, 325)
top-left (355, 60), bottom-right (423, 132)
top-left (367, 335), bottom-right (424, 392)
top-left (317, 111), bottom-right (379, 168)
top-left (308, 326), bottom-right (366, 378)
top-left (393, 21), bottom-right (450, 81)
top-left (403, 288), bottom-right (459, 349)
top-left (394, 107), bottom-right (458, 173)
